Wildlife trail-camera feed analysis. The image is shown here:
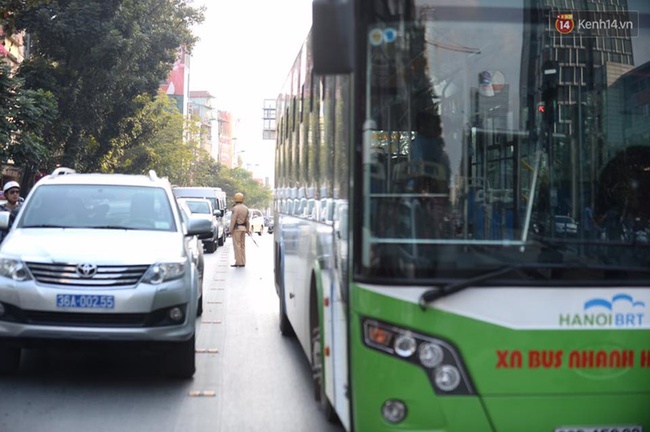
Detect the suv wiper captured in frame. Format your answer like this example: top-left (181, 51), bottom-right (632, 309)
top-left (22, 224), bottom-right (72, 228)
top-left (23, 224), bottom-right (134, 230)
top-left (91, 225), bottom-right (133, 230)
top-left (418, 263), bottom-right (650, 309)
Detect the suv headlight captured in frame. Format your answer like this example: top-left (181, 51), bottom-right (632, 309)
top-left (0, 258), bottom-right (32, 281)
top-left (142, 261), bottom-right (186, 284)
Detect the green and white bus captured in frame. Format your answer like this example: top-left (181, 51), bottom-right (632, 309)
top-left (273, 0), bottom-right (650, 430)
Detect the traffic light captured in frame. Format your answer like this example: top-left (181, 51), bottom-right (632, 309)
top-left (541, 61), bottom-right (558, 126)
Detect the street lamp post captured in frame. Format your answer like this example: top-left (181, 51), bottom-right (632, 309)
top-left (245, 163), bottom-right (260, 173)
top-left (234, 149), bottom-right (245, 168)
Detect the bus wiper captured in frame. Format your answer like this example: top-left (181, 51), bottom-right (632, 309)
top-left (419, 265), bottom-right (526, 309)
top-left (419, 263), bottom-right (650, 309)
top-left (417, 263), bottom-right (562, 309)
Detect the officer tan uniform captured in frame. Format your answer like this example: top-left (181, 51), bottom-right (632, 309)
top-left (229, 193), bottom-right (250, 267)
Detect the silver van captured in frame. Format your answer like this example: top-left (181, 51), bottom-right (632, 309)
top-left (172, 187), bottom-right (227, 246)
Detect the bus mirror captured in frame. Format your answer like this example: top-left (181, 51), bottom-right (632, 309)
top-left (312, 0), bottom-right (355, 74)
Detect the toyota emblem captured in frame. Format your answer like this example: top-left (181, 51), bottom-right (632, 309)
top-left (76, 263), bottom-right (98, 278)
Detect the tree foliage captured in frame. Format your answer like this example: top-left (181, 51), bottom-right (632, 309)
top-left (113, 92), bottom-right (188, 177)
top-left (2, 0), bottom-right (272, 207)
top-left (13, 0), bottom-right (204, 171)
top-left (113, 93), bottom-right (272, 209)
top-left (0, 62), bottom-right (57, 172)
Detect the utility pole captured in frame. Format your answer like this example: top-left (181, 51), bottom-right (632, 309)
top-left (542, 60), bottom-right (559, 234)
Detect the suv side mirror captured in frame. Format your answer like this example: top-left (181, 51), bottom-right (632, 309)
top-left (214, 209), bottom-right (223, 218)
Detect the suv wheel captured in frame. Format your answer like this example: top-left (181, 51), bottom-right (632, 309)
top-left (162, 334), bottom-right (196, 379)
top-left (197, 293), bottom-right (204, 316)
top-left (0, 342), bottom-right (21, 375)
top-left (205, 239), bottom-right (217, 253)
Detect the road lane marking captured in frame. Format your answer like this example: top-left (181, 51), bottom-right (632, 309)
top-left (188, 391), bottom-right (216, 397)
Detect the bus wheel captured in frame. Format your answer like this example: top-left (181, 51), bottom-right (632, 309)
top-left (279, 289), bottom-right (295, 336)
top-left (311, 327), bottom-right (337, 422)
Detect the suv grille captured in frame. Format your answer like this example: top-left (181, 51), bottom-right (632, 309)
top-left (26, 262), bottom-right (150, 287)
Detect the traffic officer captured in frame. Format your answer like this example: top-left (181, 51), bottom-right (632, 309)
top-left (229, 192), bottom-right (250, 267)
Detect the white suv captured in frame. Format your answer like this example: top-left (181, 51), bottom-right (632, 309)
top-left (0, 168), bottom-right (212, 378)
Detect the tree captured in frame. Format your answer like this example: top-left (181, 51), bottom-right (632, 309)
top-left (13, 0), bottom-right (204, 171)
top-left (109, 92), bottom-right (271, 209)
top-left (113, 92), bottom-right (187, 177)
top-left (4, 0), bottom-right (273, 206)
top-left (1, 0), bottom-right (48, 35)
top-left (0, 62), bottom-right (57, 188)
top-left (211, 166), bottom-right (272, 210)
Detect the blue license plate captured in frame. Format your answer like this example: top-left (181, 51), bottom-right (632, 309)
top-left (56, 294), bottom-right (115, 309)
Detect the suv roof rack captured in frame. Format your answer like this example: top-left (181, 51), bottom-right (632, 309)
top-left (50, 167), bottom-right (76, 177)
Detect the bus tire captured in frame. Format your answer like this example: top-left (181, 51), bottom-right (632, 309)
top-left (279, 288), bottom-right (295, 336)
top-left (311, 327), bottom-right (337, 422)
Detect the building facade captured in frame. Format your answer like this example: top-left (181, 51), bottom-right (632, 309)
top-left (1, 28), bottom-right (27, 69)
top-left (160, 46), bottom-right (191, 116)
top-left (518, 0), bottom-right (636, 214)
top-left (216, 110), bottom-right (237, 168)
top-left (188, 90), bottom-right (215, 155)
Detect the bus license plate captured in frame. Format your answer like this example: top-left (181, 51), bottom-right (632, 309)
top-left (56, 294), bottom-right (115, 309)
top-left (555, 426), bottom-right (643, 432)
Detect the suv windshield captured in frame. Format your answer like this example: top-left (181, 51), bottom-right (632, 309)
top-left (18, 184), bottom-right (176, 231)
top-left (360, 4), bottom-right (650, 283)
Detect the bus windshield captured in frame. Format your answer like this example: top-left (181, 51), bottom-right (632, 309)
top-left (361, 1), bottom-right (650, 282)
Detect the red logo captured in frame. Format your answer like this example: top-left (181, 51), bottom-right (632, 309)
top-left (555, 14), bottom-right (574, 34)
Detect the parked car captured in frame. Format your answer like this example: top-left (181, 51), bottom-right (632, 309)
top-left (177, 197), bottom-right (220, 253)
top-left (555, 215), bottom-right (578, 236)
top-left (0, 167), bottom-right (213, 378)
top-left (224, 211), bottom-right (231, 236)
top-left (249, 209), bottom-right (265, 235)
top-left (172, 187), bottom-right (226, 246)
top-left (177, 199), bottom-right (205, 299)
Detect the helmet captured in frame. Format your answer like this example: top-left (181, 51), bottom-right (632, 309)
top-left (234, 192), bottom-right (244, 203)
top-left (2, 181), bottom-right (20, 194)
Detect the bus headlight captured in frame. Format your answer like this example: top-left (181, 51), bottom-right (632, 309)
top-left (394, 334), bottom-right (417, 357)
top-left (419, 342), bottom-right (444, 368)
top-left (434, 365), bottom-right (462, 391)
top-left (381, 399), bottom-right (407, 424)
top-left (363, 318), bottom-right (475, 395)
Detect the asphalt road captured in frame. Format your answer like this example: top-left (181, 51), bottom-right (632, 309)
top-left (0, 232), bottom-right (345, 432)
